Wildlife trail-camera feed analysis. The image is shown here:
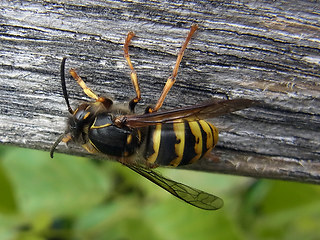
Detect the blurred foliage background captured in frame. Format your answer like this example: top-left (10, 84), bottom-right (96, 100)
top-left (0, 145), bottom-right (320, 240)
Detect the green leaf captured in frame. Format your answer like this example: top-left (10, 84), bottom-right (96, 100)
top-left (0, 162), bottom-right (17, 214)
top-left (1, 148), bottom-right (111, 218)
top-left (240, 180), bottom-right (320, 239)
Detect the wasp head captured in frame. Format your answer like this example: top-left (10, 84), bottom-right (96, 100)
top-left (67, 103), bottom-right (95, 143)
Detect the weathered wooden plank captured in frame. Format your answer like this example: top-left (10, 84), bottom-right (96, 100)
top-left (0, 0), bottom-right (319, 183)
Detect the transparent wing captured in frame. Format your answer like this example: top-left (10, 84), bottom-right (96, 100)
top-left (116, 98), bottom-right (257, 128)
top-left (127, 164), bottom-right (224, 210)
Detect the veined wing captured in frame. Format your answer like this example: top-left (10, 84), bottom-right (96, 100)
top-left (127, 164), bottom-right (224, 210)
top-left (116, 99), bottom-right (257, 128)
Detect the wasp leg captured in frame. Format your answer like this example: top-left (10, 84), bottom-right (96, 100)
top-left (146, 24), bottom-right (198, 113)
top-left (69, 68), bottom-right (99, 100)
top-left (124, 31), bottom-right (141, 112)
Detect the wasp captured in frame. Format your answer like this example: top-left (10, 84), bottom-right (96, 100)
top-left (50, 24), bottom-right (256, 210)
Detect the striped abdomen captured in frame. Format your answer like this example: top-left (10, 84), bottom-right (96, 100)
top-left (144, 120), bottom-right (218, 167)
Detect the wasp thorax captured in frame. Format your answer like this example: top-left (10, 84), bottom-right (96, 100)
top-left (87, 112), bottom-right (142, 157)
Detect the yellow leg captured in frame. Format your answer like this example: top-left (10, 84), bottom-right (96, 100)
top-left (148, 24), bottom-right (198, 113)
top-left (69, 68), bottom-right (99, 100)
top-left (124, 31), bottom-right (141, 111)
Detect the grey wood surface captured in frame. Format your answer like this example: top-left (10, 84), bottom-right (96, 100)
top-left (0, 1), bottom-right (319, 183)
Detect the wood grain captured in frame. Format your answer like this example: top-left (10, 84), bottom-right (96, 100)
top-left (0, 0), bottom-right (319, 183)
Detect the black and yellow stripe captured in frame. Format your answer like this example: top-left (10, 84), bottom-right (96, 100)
top-left (144, 120), bottom-right (218, 167)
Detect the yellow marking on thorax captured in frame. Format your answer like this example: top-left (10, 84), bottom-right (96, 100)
top-left (170, 122), bottom-right (186, 167)
top-left (199, 120), bottom-right (213, 149)
top-left (91, 123), bottom-right (111, 129)
top-left (147, 124), bottom-right (162, 164)
top-left (188, 121), bottom-right (202, 163)
top-left (90, 117), bottom-right (112, 129)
